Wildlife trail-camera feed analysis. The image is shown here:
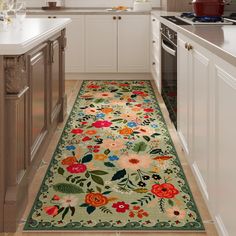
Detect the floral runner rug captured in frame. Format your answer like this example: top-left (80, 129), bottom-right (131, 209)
top-left (24, 80), bottom-right (204, 231)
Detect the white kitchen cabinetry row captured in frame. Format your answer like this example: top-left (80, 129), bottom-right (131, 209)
top-left (150, 16), bottom-right (161, 93)
top-left (29, 15), bottom-right (150, 73)
top-left (178, 33), bottom-right (236, 236)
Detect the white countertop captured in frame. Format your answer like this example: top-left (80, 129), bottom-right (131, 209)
top-left (0, 18), bottom-right (71, 55)
top-left (152, 10), bottom-right (236, 66)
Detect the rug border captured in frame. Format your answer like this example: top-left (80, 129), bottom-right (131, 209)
top-left (23, 80), bottom-right (205, 232)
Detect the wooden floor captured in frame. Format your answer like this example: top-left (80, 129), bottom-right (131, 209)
top-left (4, 76), bottom-right (219, 236)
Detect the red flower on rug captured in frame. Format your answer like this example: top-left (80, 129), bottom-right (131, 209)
top-left (92, 120), bottom-right (112, 128)
top-left (132, 91), bottom-right (148, 97)
top-left (43, 206), bottom-right (58, 216)
top-left (144, 108), bottom-right (154, 113)
top-left (66, 163), bottom-right (87, 174)
top-left (85, 193), bottom-right (108, 207)
top-left (71, 128), bottom-right (83, 134)
top-left (87, 84), bottom-right (100, 89)
top-left (112, 201), bottom-right (130, 213)
top-left (151, 183), bottom-right (179, 199)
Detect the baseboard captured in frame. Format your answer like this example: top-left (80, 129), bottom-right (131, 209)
top-left (65, 73), bottom-right (153, 80)
top-left (177, 131), bottom-right (189, 156)
top-left (215, 215), bottom-right (229, 236)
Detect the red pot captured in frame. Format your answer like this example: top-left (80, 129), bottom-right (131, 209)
top-left (192, 0), bottom-right (225, 17)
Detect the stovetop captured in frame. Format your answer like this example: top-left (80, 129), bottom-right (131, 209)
top-left (161, 13), bottom-right (236, 25)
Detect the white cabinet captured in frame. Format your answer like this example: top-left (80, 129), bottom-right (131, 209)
top-left (65, 15), bottom-right (85, 73)
top-left (118, 15), bottom-right (150, 72)
top-left (85, 15), bottom-right (117, 72)
top-left (150, 15), bottom-right (161, 92)
top-left (178, 33), bottom-right (236, 236)
top-left (211, 59), bottom-right (236, 236)
top-left (27, 15), bottom-right (85, 73)
top-left (85, 15), bottom-right (150, 73)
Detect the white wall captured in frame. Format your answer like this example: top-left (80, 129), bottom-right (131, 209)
top-left (25, 0), bottom-right (161, 8)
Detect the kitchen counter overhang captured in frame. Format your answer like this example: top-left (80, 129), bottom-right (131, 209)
top-left (0, 18), bottom-right (71, 55)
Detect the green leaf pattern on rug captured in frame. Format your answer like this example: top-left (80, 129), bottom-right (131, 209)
top-left (24, 81), bottom-right (204, 231)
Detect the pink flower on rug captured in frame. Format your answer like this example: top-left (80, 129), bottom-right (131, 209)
top-left (71, 128), bottom-right (83, 134)
top-left (166, 207), bottom-right (186, 220)
top-left (112, 201), bottom-right (129, 213)
top-left (84, 107), bottom-right (97, 115)
top-left (144, 108), bottom-right (154, 113)
top-left (102, 139), bottom-right (124, 150)
top-left (44, 206), bottom-right (58, 216)
top-left (66, 163), bottom-right (87, 174)
top-left (118, 154), bottom-right (152, 171)
top-left (92, 120), bottom-right (112, 128)
top-left (52, 195), bottom-right (60, 201)
top-left (151, 183), bottom-right (179, 199)
top-left (120, 113), bottom-right (137, 121)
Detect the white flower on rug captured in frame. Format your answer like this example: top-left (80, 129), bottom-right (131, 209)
top-left (102, 139), bottom-right (125, 150)
top-left (118, 153), bottom-right (152, 171)
top-left (59, 195), bottom-right (79, 208)
top-left (166, 207), bottom-right (186, 220)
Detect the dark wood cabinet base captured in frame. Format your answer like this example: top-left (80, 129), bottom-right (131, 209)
top-left (0, 29), bottom-right (67, 232)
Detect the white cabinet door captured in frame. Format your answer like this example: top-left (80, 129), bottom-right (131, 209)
top-left (85, 15), bottom-right (117, 72)
top-left (118, 15), bottom-right (150, 72)
top-left (212, 60), bottom-right (236, 236)
top-left (177, 36), bottom-right (191, 155)
top-left (191, 43), bottom-right (211, 201)
top-left (65, 15), bottom-right (85, 73)
top-left (178, 34), bottom-right (211, 201)
top-left (151, 15), bottom-right (161, 92)
top-left (27, 15), bottom-right (85, 73)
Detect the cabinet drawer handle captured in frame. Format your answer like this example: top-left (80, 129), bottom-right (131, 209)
top-left (152, 18), bottom-right (156, 21)
top-left (185, 43), bottom-right (188, 49)
top-left (152, 62), bottom-right (156, 65)
top-left (48, 16), bottom-right (52, 18)
top-left (118, 16), bottom-right (122, 20)
top-left (152, 40), bottom-right (156, 43)
top-left (53, 16), bottom-right (57, 18)
top-left (113, 16), bottom-right (116, 20)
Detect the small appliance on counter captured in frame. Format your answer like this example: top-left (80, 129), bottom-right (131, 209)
top-left (42, 0), bottom-right (65, 10)
top-left (133, 0), bottom-right (152, 12)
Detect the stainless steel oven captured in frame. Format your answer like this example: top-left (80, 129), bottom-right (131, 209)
top-left (161, 23), bottom-right (177, 128)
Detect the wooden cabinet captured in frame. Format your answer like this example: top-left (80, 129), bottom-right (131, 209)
top-left (3, 30), bottom-right (67, 232)
top-left (28, 43), bottom-right (48, 161)
top-left (178, 33), bottom-right (236, 236)
top-left (49, 35), bottom-right (61, 122)
top-left (85, 15), bottom-right (117, 72)
top-left (150, 15), bottom-right (161, 92)
top-left (85, 14), bottom-right (150, 72)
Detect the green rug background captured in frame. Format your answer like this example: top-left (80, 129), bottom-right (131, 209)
top-left (24, 80), bottom-right (204, 231)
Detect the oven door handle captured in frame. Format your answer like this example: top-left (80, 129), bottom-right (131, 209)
top-left (162, 40), bottom-right (176, 56)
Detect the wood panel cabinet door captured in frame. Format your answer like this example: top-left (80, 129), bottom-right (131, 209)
top-left (85, 15), bottom-right (117, 72)
top-left (28, 43), bottom-right (48, 160)
top-left (50, 37), bottom-right (61, 123)
top-left (118, 15), bottom-right (150, 72)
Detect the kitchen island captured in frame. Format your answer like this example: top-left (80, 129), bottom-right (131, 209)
top-left (0, 18), bottom-right (71, 232)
